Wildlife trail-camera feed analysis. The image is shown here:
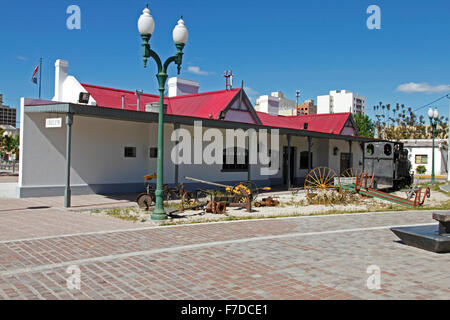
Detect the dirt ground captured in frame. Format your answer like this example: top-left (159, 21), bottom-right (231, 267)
top-left (79, 184), bottom-right (450, 226)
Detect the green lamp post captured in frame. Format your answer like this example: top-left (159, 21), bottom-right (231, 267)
top-left (428, 107), bottom-right (439, 185)
top-left (138, 5), bottom-right (189, 220)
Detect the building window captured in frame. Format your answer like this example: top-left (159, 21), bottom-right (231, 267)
top-left (300, 151), bottom-right (313, 169)
top-left (415, 155), bottom-right (428, 164)
top-left (222, 147), bottom-right (249, 171)
top-left (124, 147), bottom-right (136, 158)
top-left (149, 147), bottom-right (158, 158)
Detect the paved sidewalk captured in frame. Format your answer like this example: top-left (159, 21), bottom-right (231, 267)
top-left (0, 197), bottom-right (143, 241)
top-left (0, 205), bottom-right (449, 300)
top-left (440, 184), bottom-right (450, 193)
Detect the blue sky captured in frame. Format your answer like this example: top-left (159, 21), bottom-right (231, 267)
top-left (1, 0), bottom-right (449, 125)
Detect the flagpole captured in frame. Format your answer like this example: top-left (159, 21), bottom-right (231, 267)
top-left (38, 57), bottom-right (42, 99)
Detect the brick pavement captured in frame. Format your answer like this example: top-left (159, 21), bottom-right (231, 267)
top-left (0, 205), bottom-right (449, 300)
top-left (0, 197), bottom-right (143, 241)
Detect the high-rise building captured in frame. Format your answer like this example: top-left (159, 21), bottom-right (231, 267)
top-left (317, 90), bottom-right (366, 115)
top-left (297, 100), bottom-right (317, 115)
top-left (0, 94), bottom-right (17, 127)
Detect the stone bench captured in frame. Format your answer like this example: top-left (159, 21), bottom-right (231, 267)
top-left (432, 212), bottom-right (450, 235)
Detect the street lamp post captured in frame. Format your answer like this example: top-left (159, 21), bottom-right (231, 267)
top-left (138, 5), bottom-right (189, 220)
top-left (428, 107), bottom-right (439, 185)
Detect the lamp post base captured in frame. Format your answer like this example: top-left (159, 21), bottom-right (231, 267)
top-left (151, 207), bottom-right (168, 221)
top-left (151, 212), bottom-right (168, 221)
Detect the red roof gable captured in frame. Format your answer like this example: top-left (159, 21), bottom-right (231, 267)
top-left (167, 89), bottom-right (240, 119)
top-left (257, 112), bottom-right (353, 135)
top-left (82, 83), bottom-right (240, 120)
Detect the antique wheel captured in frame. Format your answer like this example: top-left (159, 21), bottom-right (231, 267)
top-left (137, 193), bottom-right (154, 210)
top-left (238, 181), bottom-right (258, 201)
top-left (341, 167), bottom-right (364, 178)
top-left (304, 167), bottom-right (339, 205)
top-left (232, 184), bottom-right (252, 203)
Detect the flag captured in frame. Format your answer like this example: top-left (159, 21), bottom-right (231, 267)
top-left (31, 65), bottom-right (39, 84)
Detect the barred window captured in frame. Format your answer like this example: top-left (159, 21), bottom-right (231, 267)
top-left (300, 151), bottom-right (313, 169)
top-left (415, 155), bottom-right (428, 164)
top-left (124, 147), bottom-right (136, 158)
top-left (222, 147), bottom-right (249, 171)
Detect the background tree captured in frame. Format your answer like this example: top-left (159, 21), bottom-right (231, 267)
top-left (353, 113), bottom-right (375, 138)
top-left (373, 102), bottom-right (448, 140)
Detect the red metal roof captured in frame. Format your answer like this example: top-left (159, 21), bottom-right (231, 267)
top-left (82, 84), bottom-right (159, 112)
top-left (82, 84), bottom-right (240, 120)
top-left (81, 83), bottom-right (354, 136)
top-left (257, 112), bottom-right (352, 135)
top-left (167, 89), bottom-right (240, 119)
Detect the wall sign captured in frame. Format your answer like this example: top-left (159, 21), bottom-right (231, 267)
top-left (45, 118), bottom-right (62, 128)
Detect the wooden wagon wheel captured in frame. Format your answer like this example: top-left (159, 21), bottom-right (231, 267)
top-left (341, 167), bottom-right (364, 178)
top-left (304, 167), bottom-right (339, 205)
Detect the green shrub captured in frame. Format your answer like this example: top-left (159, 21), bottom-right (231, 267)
top-left (416, 165), bottom-right (427, 174)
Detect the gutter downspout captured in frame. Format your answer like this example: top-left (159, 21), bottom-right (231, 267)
top-left (64, 113), bottom-right (73, 208)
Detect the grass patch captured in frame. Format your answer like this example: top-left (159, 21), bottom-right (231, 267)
top-left (103, 207), bottom-right (141, 222)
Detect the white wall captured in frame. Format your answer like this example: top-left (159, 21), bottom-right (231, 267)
top-left (20, 113), bottom-right (153, 189)
top-left (19, 111), bottom-right (365, 196)
top-left (317, 95), bottom-right (331, 114)
top-left (406, 146), bottom-right (444, 175)
top-left (255, 95), bottom-right (280, 116)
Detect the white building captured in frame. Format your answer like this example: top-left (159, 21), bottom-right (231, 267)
top-left (317, 90), bottom-right (366, 115)
top-left (402, 139), bottom-right (447, 176)
top-left (255, 92), bottom-right (297, 116)
top-left (16, 60), bottom-right (369, 201)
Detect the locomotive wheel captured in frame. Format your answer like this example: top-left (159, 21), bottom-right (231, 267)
top-left (137, 193), bottom-right (154, 210)
top-left (304, 167), bottom-right (339, 205)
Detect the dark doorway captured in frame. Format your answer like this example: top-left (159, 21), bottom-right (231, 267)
top-left (283, 147), bottom-right (296, 186)
top-left (340, 152), bottom-right (352, 174)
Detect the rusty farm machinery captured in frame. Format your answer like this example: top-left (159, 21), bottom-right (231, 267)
top-left (136, 174), bottom-right (273, 214)
top-left (183, 176), bottom-right (273, 213)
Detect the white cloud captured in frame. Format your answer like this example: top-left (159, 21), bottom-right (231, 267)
top-left (187, 66), bottom-right (211, 76)
top-left (244, 86), bottom-right (258, 95)
top-left (16, 56), bottom-right (28, 61)
top-left (396, 82), bottom-right (450, 94)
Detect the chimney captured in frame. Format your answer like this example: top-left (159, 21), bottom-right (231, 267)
top-left (168, 77), bottom-right (199, 97)
top-left (54, 60), bottom-right (69, 102)
top-left (256, 95), bottom-right (280, 116)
